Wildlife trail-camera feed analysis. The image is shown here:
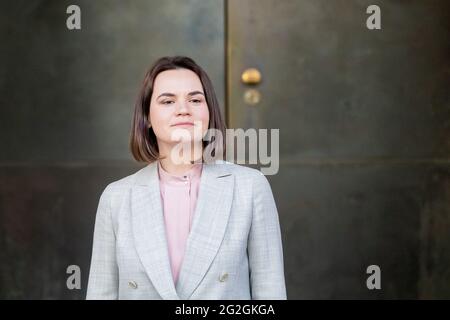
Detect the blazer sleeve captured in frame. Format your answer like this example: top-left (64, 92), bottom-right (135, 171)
top-left (86, 185), bottom-right (119, 299)
top-left (248, 171), bottom-right (287, 299)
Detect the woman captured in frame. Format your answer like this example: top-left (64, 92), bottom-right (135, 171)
top-left (86, 56), bottom-right (287, 300)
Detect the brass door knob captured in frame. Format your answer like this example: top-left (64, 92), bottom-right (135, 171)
top-left (241, 68), bottom-right (262, 85)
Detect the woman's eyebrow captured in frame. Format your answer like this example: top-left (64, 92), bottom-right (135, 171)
top-left (187, 91), bottom-right (204, 96)
top-left (156, 91), bottom-right (204, 99)
top-left (156, 93), bottom-right (175, 99)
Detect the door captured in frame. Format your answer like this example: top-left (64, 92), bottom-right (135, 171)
top-left (227, 0), bottom-right (450, 299)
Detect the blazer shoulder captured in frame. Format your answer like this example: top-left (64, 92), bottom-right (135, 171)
top-left (221, 162), bottom-right (274, 207)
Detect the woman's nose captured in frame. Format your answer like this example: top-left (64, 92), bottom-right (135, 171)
top-left (176, 101), bottom-right (190, 114)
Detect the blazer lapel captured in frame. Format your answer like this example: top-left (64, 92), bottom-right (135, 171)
top-left (131, 161), bottom-right (179, 300)
top-left (175, 161), bottom-right (234, 299)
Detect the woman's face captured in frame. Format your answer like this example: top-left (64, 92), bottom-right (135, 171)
top-left (149, 68), bottom-right (210, 149)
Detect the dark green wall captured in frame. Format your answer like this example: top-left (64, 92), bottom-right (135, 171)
top-left (0, 0), bottom-right (449, 299)
top-left (0, 0), bottom-right (224, 299)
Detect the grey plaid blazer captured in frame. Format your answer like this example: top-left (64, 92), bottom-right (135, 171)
top-left (86, 160), bottom-right (287, 300)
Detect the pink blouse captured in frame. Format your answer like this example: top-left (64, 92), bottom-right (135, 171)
top-left (157, 161), bottom-right (203, 285)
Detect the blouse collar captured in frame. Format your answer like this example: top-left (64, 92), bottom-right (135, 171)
top-left (157, 160), bottom-right (203, 184)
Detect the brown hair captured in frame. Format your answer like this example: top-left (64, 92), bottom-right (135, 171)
top-left (130, 56), bottom-right (226, 163)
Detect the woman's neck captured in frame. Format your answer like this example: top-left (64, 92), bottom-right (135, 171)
top-left (158, 141), bottom-right (203, 175)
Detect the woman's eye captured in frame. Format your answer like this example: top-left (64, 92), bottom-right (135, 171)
top-left (191, 99), bottom-right (202, 104)
top-left (162, 100), bottom-right (174, 105)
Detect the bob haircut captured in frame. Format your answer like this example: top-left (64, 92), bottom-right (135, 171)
top-left (130, 56), bottom-right (226, 163)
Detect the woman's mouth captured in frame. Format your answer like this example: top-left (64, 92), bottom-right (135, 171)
top-left (172, 122), bottom-right (194, 127)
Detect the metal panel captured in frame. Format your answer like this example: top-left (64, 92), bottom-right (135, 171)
top-left (0, 0), bottom-right (225, 299)
top-left (228, 0), bottom-right (450, 298)
top-left (0, 0), bottom-right (225, 162)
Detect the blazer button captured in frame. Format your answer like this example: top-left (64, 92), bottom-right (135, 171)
top-left (128, 281), bottom-right (138, 289)
top-left (219, 273), bottom-right (229, 282)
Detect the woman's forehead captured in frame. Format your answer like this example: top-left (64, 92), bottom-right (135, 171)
top-left (153, 69), bottom-right (203, 93)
